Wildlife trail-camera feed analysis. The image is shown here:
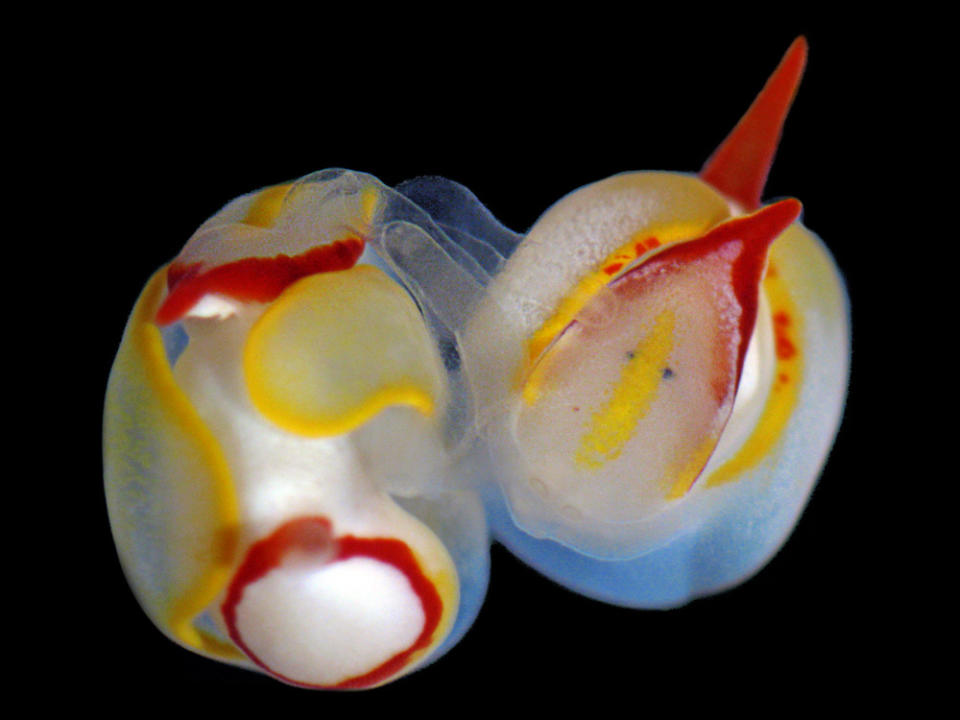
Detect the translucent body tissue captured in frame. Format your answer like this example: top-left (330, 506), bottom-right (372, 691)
top-left (104, 37), bottom-right (849, 688)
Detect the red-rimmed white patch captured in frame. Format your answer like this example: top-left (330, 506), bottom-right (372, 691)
top-left (221, 516), bottom-right (443, 689)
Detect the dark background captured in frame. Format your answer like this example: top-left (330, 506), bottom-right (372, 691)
top-left (66, 15), bottom-right (905, 709)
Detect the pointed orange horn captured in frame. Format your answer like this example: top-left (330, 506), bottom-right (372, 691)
top-left (700, 36), bottom-right (808, 210)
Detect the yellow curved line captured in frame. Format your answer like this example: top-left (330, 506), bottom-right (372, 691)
top-left (705, 261), bottom-right (802, 487)
top-left (574, 310), bottom-right (676, 470)
top-left (666, 436), bottom-right (719, 499)
top-left (523, 220), bottom-right (716, 403)
top-left (399, 562), bottom-right (458, 683)
top-left (243, 183), bottom-right (293, 227)
top-left (367, 517), bottom-right (459, 687)
top-left (134, 269), bottom-right (241, 657)
top-left (243, 266), bottom-right (439, 438)
top-left (244, 181), bottom-right (380, 232)
top-left (247, 381), bottom-right (436, 438)
top-left (194, 628), bottom-right (247, 661)
top-left (360, 186), bottom-right (380, 226)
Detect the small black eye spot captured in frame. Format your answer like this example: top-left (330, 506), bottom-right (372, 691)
top-left (662, 367), bottom-right (674, 379)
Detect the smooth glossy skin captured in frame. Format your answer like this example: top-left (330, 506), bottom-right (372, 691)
top-left (104, 37), bottom-right (848, 687)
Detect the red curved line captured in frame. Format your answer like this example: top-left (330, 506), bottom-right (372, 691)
top-left (155, 237), bottom-right (365, 326)
top-left (609, 199), bottom-right (801, 379)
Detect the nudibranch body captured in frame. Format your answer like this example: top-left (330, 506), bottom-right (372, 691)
top-left (460, 38), bottom-right (847, 605)
top-left (104, 36), bottom-right (848, 687)
top-left (105, 171), bottom-right (492, 688)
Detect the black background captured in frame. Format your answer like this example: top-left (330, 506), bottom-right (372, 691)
top-left (65, 13), bottom-right (907, 710)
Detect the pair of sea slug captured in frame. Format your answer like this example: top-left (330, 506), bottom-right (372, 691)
top-left (104, 37), bottom-right (849, 689)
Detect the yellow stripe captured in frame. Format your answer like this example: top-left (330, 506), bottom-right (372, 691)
top-left (360, 185), bottom-right (380, 226)
top-left (574, 310), bottom-right (675, 470)
top-left (399, 565), bottom-right (458, 681)
top-left (705, 263), bottom-right (802, 487)
top-left (665, 436), bottom-right (719, 499)
top-left (243, 183), bottom-right (293, 227)
top-left (134, 269), bottom-right (241, 657)
top-left (245, 383), bottom-right (436, 438)
top-left (366, 506), bottom-right (460, 687)
top-left (524, 221), bottom-right (712, 398)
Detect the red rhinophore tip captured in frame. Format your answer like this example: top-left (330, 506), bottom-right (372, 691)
top-left (700, 37), bottom-right (808, 210)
